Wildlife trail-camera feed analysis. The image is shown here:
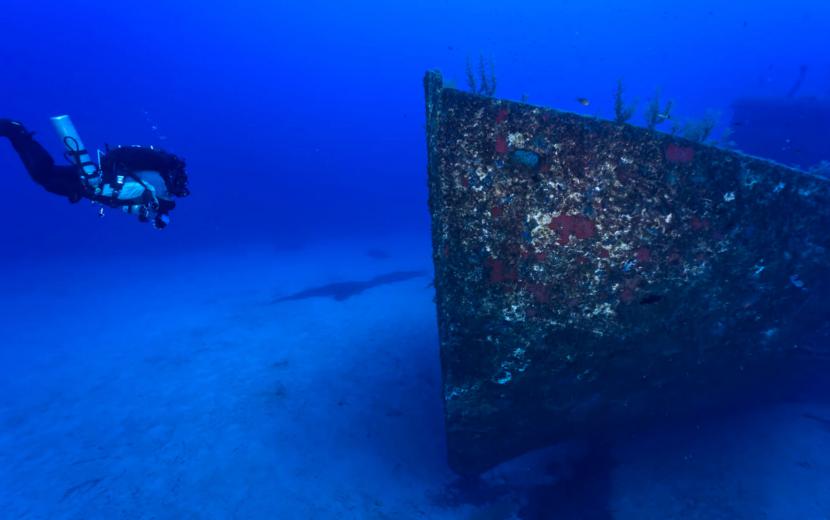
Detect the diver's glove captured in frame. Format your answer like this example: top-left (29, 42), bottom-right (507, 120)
top-left (127, 203), bottom-right (170, 230)
top-left (152, 214), bottom-right (169, 229)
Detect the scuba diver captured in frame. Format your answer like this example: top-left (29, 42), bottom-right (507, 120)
top-left (0, 117), bottom-right (189, 229)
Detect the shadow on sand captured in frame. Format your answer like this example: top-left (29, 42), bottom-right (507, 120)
top-left (273, 270), bottom-right (428, 303)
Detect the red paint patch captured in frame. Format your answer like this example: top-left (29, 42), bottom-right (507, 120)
top-left (495, 135), bottom-right (508, 154)
top-left (597, 248), bottom-right (610, 258)
top-left (623, 277), bottom-right (642, 289)
top-left (667, 251), bottom-right (681, 264)
top-left (620, 276), bottom-right (643, 303)
top-left (506, 243), bottom-right (522, 257)
top-left (491, 206), bottom-right (504, 218)
top-left (486, 258), bottom-right (517, 283)
top-left (635, 247), bottom-right (652, 263)
top-left (526, 283), bottom-right (550, 304)
top-left (535, 252), bottom-right (548, 262)
top-left (548, 215), bottom-right (596, 245)
top-left (690, 216), bottom-right (710, 231)
top-left (495, 108), bottom-right (509, 124)
top-left (666, 143), bottom-right (695, 164)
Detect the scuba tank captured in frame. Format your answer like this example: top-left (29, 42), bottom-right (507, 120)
top-left (50, 115), bottom-right (100, 184)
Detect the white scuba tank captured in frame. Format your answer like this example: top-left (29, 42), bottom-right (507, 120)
top-left (50, 115), bottom-right (100, 183)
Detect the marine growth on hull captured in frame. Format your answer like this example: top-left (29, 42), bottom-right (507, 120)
top-left (424, 70), bottom-right (830, 475)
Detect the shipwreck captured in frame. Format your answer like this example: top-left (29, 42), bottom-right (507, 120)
top-left (424, 71), bottom-right (830, 475)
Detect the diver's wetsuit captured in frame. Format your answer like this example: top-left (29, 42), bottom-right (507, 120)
top-left (0, 119), bottom-right (86, 202)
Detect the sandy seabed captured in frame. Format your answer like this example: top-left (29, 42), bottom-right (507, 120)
top-left (1, 235), bottom-right (828, 519)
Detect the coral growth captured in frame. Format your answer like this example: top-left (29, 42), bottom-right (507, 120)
top-left (681, 110), bottom-right (719, 143)
top-left (614, 79), bottom-right (638, 124)
top-left (645, 88), bottom-right (673, 130)
top-left (466, 55), bottom-right (497, 97)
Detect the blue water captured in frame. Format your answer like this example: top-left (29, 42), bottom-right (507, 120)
top-left (1, 1), bottom-right (829, 518)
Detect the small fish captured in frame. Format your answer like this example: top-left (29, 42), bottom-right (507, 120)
top-left (576, 97), bottom-right (590, 107)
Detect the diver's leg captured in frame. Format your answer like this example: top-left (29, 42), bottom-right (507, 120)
top-left (0, 119), bottom-right (56, 178)
top-left (1, 119), bottom-right (85, 201)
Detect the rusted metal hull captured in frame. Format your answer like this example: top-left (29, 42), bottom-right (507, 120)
top-left (424, 71), bottom-right (830, 475)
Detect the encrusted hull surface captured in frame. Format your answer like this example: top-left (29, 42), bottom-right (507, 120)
top-left (424, 71), bottom-right (830, 475)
